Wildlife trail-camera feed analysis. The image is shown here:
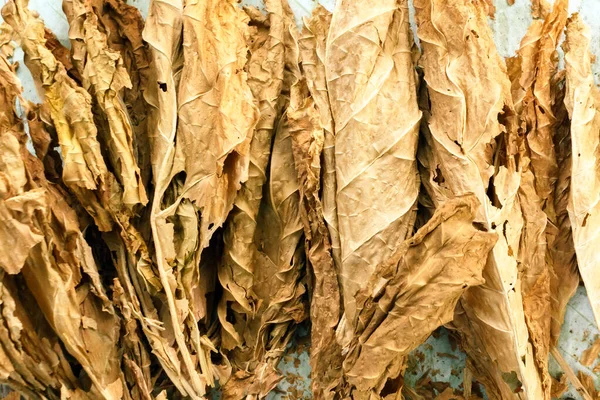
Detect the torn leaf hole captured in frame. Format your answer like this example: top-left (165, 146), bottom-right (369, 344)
top-left (158, 81), bottom-right (167, 92)
top-left (582, 213), bottom-right (590, 227)
top-left (433, 165), bottom-right (445, 184)
top-left (472, 222), bottom-right (486, 231)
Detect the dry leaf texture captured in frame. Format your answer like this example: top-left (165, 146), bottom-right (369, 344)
top-left (415, 0), bottom-right (543, 398)
top-left (326, 0), bottom-right (421, 330)
top-left (508, 1), bottom-right (569, 397)
top-left (218, 0), bottom-right (286, 350)
top-left (63, 0), bottom-right (147, 208)
top-left (291, 7), bottom-right (344, 398)
top-left (563, 13), bottom-right (600, 331)
top-left (0, 53), bottom-right (124, 399)
top-left (342, 196), bottom-right (496, 397)
top-left (2, 0), bottom-right (114, 231)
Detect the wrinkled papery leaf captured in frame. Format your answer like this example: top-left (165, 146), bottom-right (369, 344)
top-left (5, 0), bottom-right (600, 399)
top-left (507, 1), bottom-right (569, 397)
top-left (220, 0), bottom-right (309, 394)
top-left (0, 58), bottom-right (82, 400)
top-left (299, 6), bottom-right (341, 273)
top-left (63, 0), bottom-right (147, 208)
top-left (548, 74), bottom-right (579, 345)
top-left (289, 6), bottom-right (344, 398)
top-left (531, 0), bottom-right (551, 19)
top-left (414, 0), bottom-right (544, 398)
top-left (342, 196), bottom-right (496, 398)
top-left (223, 113), bottom-right (306, 397)
top-left (87, 0), bottom-right (153, 192)
top-left (2, 0), bottom-right (114, 232)
top-left (144, 0), bottom-right (258, 396)
top-left (563, 14), bottom-right (600, 331)
top-left (0, 53), bottom-right (124, 399)
top-left (218, 0), bottom-right (286, 351)
top-left (223, 8), bottom-right (307, 379)
top-left (326, 0), bottom-right (421, 338)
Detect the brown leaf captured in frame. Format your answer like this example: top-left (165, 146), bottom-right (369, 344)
top-left (563, 13), bottom-right (600, 333)
top-left (218, 0), bottom-right (287, 350)
top-left (326, 0), bottom-right (421, 335)
top-left (415, 0), bottom-right (543, 397)
top-left (63, 0), bottom-right (147, 208)
top-left (342, 196), bottom-right (495, 397)
top-left (580, 336), bottom-right (600, 367)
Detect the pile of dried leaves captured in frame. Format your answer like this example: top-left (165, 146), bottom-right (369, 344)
top-left (0, 0), bottom-right (598, 398)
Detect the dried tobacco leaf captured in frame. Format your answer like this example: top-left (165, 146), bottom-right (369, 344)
top-left (218, 0), bottom-right (286, 351)
top-left (63, 0), bottom-right (147, 208)
top-left (563, 13), bottom-right (600, 331)
top-left (144, 0), bottom-right (259, 395)
top-left (44, 28), bottom-right (82, 83)
top-left (507, 2), bottom-right (569, 397)
top-left (222, 6), bottom-right (308, 382)
top-left (289, 6), bottom-right (344, 398)
top-left (580, 336), bottom-right (600, 367)
top-left (0, 53), bottom-right (124, 399)
top-left (531, 0), bottom-right (551, 20)
top-left (142, 2), bottom-right (209, 396)
top-left (508, 0), bottom-right (579, 349)
top-left (223, 113), bottom-right (306, 397)
top-left (415, 0), bottom-right (543, 397)
top-left (0, 56), bottom-right (84, 400)
top-left (87, 0), bottom-right (152, 191)
top-left (342, 196), bottom-right (496, 397)
top-left (298, 5), bottom-right (341, 272)
top-left (2, 0), bottom-right (113, 232)
top-left (549, 73), bottom-right (579, 346)
top-left (326, 0), bottom-right (421, 336)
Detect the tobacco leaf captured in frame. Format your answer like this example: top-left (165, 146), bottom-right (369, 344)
top-left (299, 5), bottom-right (341, 272)
top-left (414, 0), bottom-right (543, 398)
top-left (22, 101), bottom-right (64, 184)
top-left (224, 4), bottom-right (307, 378)
top-left (515, 166), bottom-right (551, 399)
top-left (549, 73), bottom-right (579, 346)
top-left (289, 6), bottom-right (344, 398)
top-left (0, 270), bottom-right (86, 399)
top-left (218, 0), bottom-right (286, 351)
top-left (0, 56), bottom-right (83, 400)
top-left (2, 0), bottom-right (115, 231)
top-left (144, 0), bottom-right (259, 396)
top-left (44, 28), bottom-right (82, 84)
top-left (142, 2), bottom-right (210, 396)
top-left (550, 374), bottom-right (569, 399)
top-left (223, 113), bottom-right (306, 397)
top-left (342, 196), bottom-right (496, 397)
top-left (0, 53), bottom-right (124, 399)
top-left (563, 13), bottom-right (600, 332)
top-left (326, 0), bottom-right (421, 334)
top-left (580, 336), bottom-right (600, 367)
top-left (7, 1), bottom-right (190, 397)
top-left (507, 2), bottom-right (569, 397)
top-left (6, 7), bottom-right (167, 396)
top-left (578, 371), bottom-right (599, 399)
top-left (527, 0), bottom-right (566, 206)
top-left (87, 0), bottom-right (152, 192)
top-left (63, 0), bottom-right (147, 208)
top-left (531, 0), bottom-right (551, 19)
